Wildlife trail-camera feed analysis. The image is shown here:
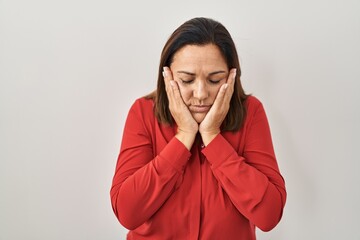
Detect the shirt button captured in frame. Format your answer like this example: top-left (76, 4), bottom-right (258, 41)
top-left (201, 144), bottom-right (205, 148)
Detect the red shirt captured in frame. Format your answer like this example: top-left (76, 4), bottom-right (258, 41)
top-left (110, 95), bottom-right (286, 239)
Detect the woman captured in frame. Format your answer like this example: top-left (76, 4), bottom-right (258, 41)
top-left (110, 17), bottom-right (286, 239)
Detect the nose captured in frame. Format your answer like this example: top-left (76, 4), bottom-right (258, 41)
top-left (193, 80), bottom-right (209, 101)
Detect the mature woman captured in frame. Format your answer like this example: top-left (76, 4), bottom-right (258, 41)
top-left (110, 17), bottom-right (286, 239)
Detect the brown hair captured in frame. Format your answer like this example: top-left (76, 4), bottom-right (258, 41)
top-left (146, 17), bottom-right (249, 131)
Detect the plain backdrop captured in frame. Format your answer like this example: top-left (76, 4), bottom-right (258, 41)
top-left (1, 0), bottom-right (360, 239)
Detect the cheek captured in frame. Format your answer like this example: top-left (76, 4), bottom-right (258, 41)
top-left (209, 85), bottom-right (222, 99)
top-left (176, 83), bottom-right (192, 103)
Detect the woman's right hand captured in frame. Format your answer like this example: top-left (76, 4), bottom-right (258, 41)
top-left (163, 66), bottom-right (198, 150)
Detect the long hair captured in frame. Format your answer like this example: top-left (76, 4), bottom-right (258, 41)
top-left (147, 17), bottom-right (249, 131)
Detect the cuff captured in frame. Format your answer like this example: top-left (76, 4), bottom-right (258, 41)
top-left (159, 137), bottom-right (191, 172)
top-left (201, 134), bottom-right (240, 168)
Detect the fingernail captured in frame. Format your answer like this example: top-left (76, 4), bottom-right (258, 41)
top-left (163, 67), bottom-right (167, 77)
top-left (162, 71), bottom-right (165, 77)
top-left (224, 83), bottom-right (228, 89)
top-left (233, 69), bottom-right (237, 78)
top-left (170, 80), bottom-right (175, 86)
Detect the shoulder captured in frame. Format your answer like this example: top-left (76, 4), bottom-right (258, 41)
top-left (245, 95), bottom-right (263, 113)
top-left (129, 97), bottom-right (154, 114)
top-left (130, 97), bottom-right (155, 124)
top-left (132, 96), bottom-right (154, 108)
top-left (126, 97), bottom-right (156, 129)
top-left (125, 97), bottom-right (155, 122)
top-left (242, 95), bottom-right (269, 127)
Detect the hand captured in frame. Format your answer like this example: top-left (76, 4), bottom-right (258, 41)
top-left (163, 67), bottom-right (198, 150)
top-left (199, 68), bottom-right (237, 146)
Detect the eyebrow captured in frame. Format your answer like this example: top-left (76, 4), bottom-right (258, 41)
top-left (177, 70), bottom-right (226, 76)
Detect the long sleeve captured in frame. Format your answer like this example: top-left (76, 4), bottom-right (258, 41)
top-left (202, 100), bottom-right (286, 232)
top-left (110, 100), bottom-right (191, 230)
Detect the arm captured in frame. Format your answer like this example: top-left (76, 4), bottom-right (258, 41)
top-left (110, 101), bottom-right (191, 230)
top-left (111, 67), bottom-right (198, 230)
top-left (202, 101), bottom-right (286, 231)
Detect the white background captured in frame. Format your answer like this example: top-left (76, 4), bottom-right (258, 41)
top-left (1, 0), bottom-right (359, 239)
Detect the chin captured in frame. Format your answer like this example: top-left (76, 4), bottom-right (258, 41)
top-left (192, 113), bottom-right (206, 123)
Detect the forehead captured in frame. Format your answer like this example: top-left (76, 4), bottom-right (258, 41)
top-left (171, 44), bottom-right (228, 71)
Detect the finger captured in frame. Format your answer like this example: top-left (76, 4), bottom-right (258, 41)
top-left (169, 80), bottom-right (183, 102)
top-left (226, 68), bottom-right (236, 89)
top-left (163, 67), bottom-right (185, 109)
top-left (222, 68), bottom-right (236, 103)
top-left (163, 67), bottom-right (175, 84)
top-left (163, 66), bottom-right (178, 105)
top-left (211, 68), bottom-right (236, 109)
top-left (163, 66), bottom-right (174, 93)
top-left (212, 83), bottom-right (228, 108)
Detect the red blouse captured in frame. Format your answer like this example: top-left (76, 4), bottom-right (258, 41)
top-left (110, 95), bottom-right (286, 240)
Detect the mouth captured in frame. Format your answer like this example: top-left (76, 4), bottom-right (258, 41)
top-left (189, 105), bottom-right (211, 113)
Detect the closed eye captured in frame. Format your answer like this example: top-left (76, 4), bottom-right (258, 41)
top-left (180, 78), bottom-right (194, 84)
top-left (209, 78), bottom-right (224, 84)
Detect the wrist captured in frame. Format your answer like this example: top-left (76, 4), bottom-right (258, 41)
top-left (175, 130), bottom-right (197, 151)
top-left (200, 130), bottom-right (220, 146)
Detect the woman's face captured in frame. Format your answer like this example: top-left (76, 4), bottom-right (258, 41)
top-left (170, 44), bottom-right (229, 123)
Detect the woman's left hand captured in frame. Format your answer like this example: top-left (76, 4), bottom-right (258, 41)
top-left (199, 68), bottom-right (237, 146)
